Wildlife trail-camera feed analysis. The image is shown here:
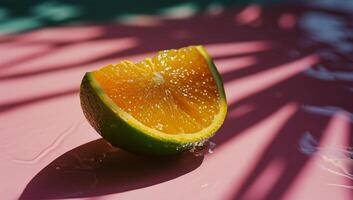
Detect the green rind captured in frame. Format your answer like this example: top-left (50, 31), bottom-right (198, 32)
top-left (80, 45), bottom-right (227, 155)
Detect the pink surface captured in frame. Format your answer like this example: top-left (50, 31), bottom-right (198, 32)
top-left (1, 5), bottom-right (352, 200)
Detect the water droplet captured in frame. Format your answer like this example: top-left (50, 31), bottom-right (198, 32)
top-left (189, 140), bottom-right (216, 156)
top-left (155, 123), bottom-right (164, 130)
top-left (201, 183), bottom-right (209, 188)
top-left (208, 141), bottom-right (216, 154)
top-left (153, 72), bottom-right (165, 85)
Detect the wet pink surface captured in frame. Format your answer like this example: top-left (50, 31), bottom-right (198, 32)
top-left (1, 4), bottom-right (352, 200)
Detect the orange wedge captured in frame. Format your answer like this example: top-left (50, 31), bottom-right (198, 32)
top-left (80, 46), bottom-right (227, 155)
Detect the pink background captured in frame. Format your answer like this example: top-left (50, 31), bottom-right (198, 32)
top-left (1, 4), bottom-right (352, 200)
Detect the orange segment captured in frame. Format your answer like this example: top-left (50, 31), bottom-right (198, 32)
top-left (93, 46), bottom-right (220, 134)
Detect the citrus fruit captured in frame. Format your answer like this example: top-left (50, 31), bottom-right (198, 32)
top-left (80, 46), bottom-right (227, 155)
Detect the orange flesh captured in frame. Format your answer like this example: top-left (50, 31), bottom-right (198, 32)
top-left (93, 46), bottom-right (220, 134)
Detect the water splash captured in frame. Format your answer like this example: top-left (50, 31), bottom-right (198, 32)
top-left (327, 183), bottom-right (353, 189)
top-left (299, 132), bottom-right (353, 189)
top-left (307, 0), bottom-right (353, 14)
top-left (299, 11), bottom-right (353, 55)
top-left (12, 121), bottom-right (82, 164)
top-left (298, 1), bottom-right (353, 95)
top-left (304, 66), bottom-right (353, 82)
top-left (302, 105), bottom-right (353, 122)
top-left (189, 140), bottom-right (216, 156)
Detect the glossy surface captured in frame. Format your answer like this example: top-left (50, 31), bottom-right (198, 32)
top-left (1, 2), bottom-right (352, 200)
top-left (93, 46), bottom-right (220, 134)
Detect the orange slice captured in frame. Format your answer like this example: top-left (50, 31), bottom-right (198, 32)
top-left (80, 46), bottom-right (227, 155)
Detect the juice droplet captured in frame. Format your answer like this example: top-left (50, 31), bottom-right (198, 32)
top-left (189, 140), bottom-right (216, 156)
